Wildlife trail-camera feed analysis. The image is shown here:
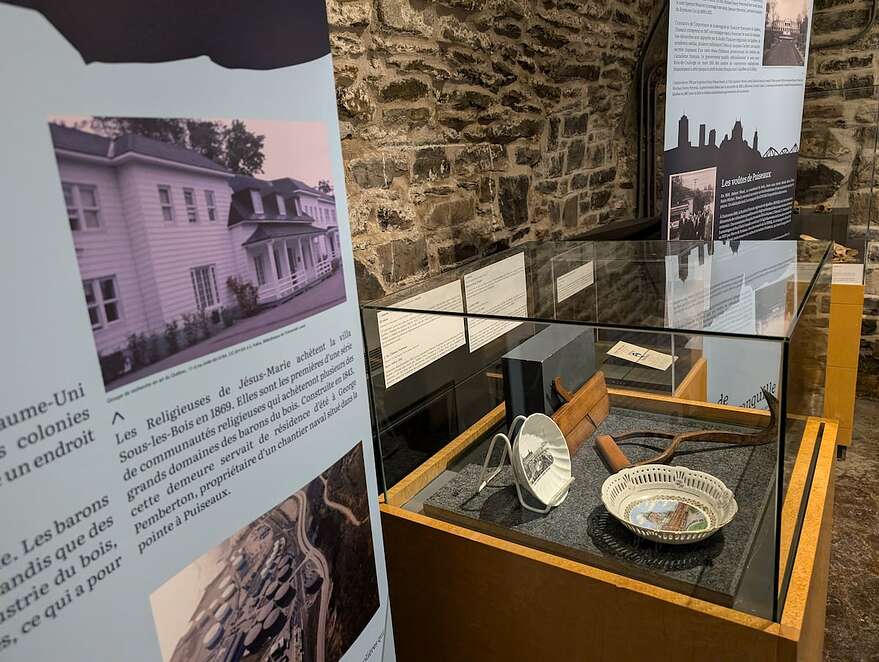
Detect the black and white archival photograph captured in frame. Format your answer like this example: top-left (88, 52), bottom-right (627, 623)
top-left (48, 116), bottom-right (346, 391)
top-left (149, 442), bottom-right (379, 662)
top-left (762, 0), bottom-right (809, 66)
top-left (667, 167), bottom-right (717, 241)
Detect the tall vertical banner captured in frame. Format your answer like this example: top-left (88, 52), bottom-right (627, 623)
top-left (662, 0), bottom-right (813, 240)
top-left (0, 2), bottom-right (392, 661)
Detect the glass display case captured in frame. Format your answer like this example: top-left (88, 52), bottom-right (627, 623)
top-left (361, 240), bottom-right (831, 622)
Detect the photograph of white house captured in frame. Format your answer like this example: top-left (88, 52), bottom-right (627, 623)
top-left (48, 117), bottom-right (345, 390)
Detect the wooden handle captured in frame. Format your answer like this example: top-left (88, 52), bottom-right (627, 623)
top-left (595, 435), bottom-right (631, 473)
top-left (564, 417), bottom-right (595, 457)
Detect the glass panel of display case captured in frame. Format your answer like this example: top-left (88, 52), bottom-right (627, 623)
top-left (361, 240), bottom-right (831, 622)
top-left (795, 85), bottom-right (878, 285)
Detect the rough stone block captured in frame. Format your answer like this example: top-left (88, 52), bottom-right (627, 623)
top-left (355, 259), bottom-right (386, 301)
top-left (799, 129), bottom-right (850, 161)
top-left (850, 191), bottom-right (879, 226)
top-left (813, 8), bottom-right (869, 34)
top-left (336, 85), bottom-right (374, 122)
top-left (455, 144), bottom-right (508, 174)
top-left (546, 61), bottom-right (601, 83)
top-left (528, 23), bottom-right (569, 48)
top-left (349, 157), bottom-right (408, 189)
top-left (379, 78), bottom-right (430, 102)
top-left (423, 196), bottom-right (476, 229)
top-left (444, 87), bottom-right (494, 111)
top-left (589, 167), bottom-right (616, 186)
top-left (563, 113), bottom-right (589, 136)
top-left (479, 176), bottom-right (496, 202)
top-left (498, 175), bottom-right (530, 227)
top-left (585, 142), bottom-right (606, 168)
top-left (375, 0), bottom-right (432, 36)
top-left (795, 162), bottom-right (845, 204)
top-left (501, 90), bottom-right (540, 114)
top-left (377, 206), bottom-right (415, 231)
top-left (562, 194), bottom-right (579, 227)
top-left (548, 117), bottom-right (561, 150)
top-left (413, 147), bottom-right (452, 182)
top-left (377, 238), bottom-right (429, 283)
top-left (515, 145), bottom-right (541, 165)
top-left (591, 189), bottom-right (612, 209)
top-left (570, 173), bottom-right (590, 189)
top-left (534, 83), bottom-right (563, 102)
top-left (382, 107), bottom-right (432, 130)
top-left (327, 0), bottom-right (371, 28)
top-left (817, 53), bottom-right (873, 74)
top-left (843, 74), bottom-right (875, 99)
top-left (565, 139), bottom-right (585, 173)
top-left (465, 117), bottom-right (542, 144)
top-left (494, 22), bottom-right (522, 39)
top-left (438, 241), bottom-right (479, 266)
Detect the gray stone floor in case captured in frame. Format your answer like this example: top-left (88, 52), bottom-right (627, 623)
top-left (824, 396), bottom-right (879, 661)
top-left (424, 407), bottom-right (779, 610)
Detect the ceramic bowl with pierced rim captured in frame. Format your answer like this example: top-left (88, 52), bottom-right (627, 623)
top-left (600, 465), bottom-right (738, 545)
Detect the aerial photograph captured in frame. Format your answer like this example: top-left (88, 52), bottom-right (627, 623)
top-left (149, 443), bottom-right (379, 662)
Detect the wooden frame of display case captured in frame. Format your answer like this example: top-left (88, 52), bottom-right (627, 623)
top-left (379, 390), bottom-right (836, 662)
top-left (824, 282), bottom-right (865, 452)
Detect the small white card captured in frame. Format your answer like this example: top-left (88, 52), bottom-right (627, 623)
top-left (556, 261), bottom-right (594, 303)
top-left (463, 252), bottom-right (528, 352)
top-left (832, 263), bottom-right (864, 285)
top-left (377, 280), bottom-right (466, 388)
top-left (606, 340), bottom-right (674, 371)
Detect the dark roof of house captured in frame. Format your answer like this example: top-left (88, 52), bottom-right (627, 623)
top-left (241, 223), bottom-right (326, 246)
top-left (50, 124), bottom-right (229, 173)
top-left (49, 124), bottom-right (111, 156)
top-left (271, 177), bottom-right (334, 200)
top-left (230, 176), bottom-right (333, 200)
top-left (230, 175), bottom-right (275, 193)
top-left (112, 133), bottom-right (229, 172)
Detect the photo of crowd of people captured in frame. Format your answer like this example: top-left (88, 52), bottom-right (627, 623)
top-left (667, 167), bottom-right (716, 241)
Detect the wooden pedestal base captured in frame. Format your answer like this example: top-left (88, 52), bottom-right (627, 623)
top-left (380, 393), bottom-right (836, 662)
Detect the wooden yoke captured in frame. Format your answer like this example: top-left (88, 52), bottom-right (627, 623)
top-left (551, 371), bottom-right (609, 456)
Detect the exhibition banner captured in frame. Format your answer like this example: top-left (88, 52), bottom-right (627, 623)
top-left (0, 2), bottom-right (391, 661)
top-left (662, 0), bottom-right (813, 240)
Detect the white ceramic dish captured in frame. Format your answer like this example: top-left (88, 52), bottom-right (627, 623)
top-left (510, 413), bottom-right (572, 507)
top-left (600, 465), bottom-right (738, 545)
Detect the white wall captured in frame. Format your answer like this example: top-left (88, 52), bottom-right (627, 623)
top-left (58, 156), bottom-right (150, 355)
top-left (127, 162), bottom-right (237, 323)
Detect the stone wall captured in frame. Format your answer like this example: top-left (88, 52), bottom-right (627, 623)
top-left (329, 0), bottom-right (879, 395)
top-left (797, 4), bottom-right (878, 395)
top-left (328, 0), bottom-right (661, 300)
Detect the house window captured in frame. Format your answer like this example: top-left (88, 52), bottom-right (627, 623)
top-left (254, 254), bottom-right (266, 286)
top-left (63, 183), bottom-right (101, 231)
top-left (276, 194), bottom-right (287, 217)
top-left (183, 188), bottom-right (198, 223)
top-left (83, 276), bottom-right (121, 329)
top-left (250, 190), bottom-right (264, 216)
top-left (190, 265), bottom-right (219, 310)
top-left (205, 190), bottom-right (216, 221)
top-left (158, 185), bottom-right (174, 222)
top-left (330, 209), bottom-right (337, 224)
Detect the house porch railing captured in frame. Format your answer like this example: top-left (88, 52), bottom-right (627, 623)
top-left (316, 256), bottom-right (332, 278)
top-left (256, 257), bottom-right (334, 304)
